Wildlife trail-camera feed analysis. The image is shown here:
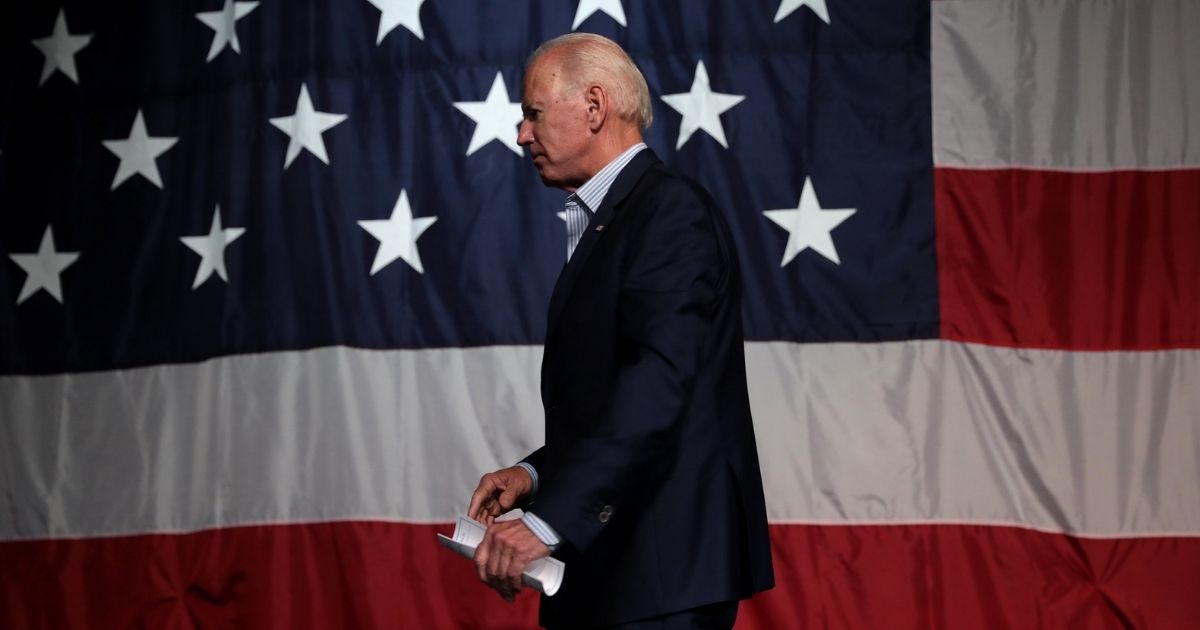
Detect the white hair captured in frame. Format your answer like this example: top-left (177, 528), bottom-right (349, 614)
top-left (529, 33), bottom-right (653, 130)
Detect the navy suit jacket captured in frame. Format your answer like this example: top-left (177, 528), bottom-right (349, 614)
top-left (522, 149), bottom-right (774, 628)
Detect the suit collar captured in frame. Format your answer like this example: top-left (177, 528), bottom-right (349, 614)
top-left (545, 148), bottom-right (662, 340)
top-left (589, 146), bottom-right (657, 218)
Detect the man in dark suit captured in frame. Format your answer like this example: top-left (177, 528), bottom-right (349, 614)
top-left (468, 32), bottom-right (774, 629)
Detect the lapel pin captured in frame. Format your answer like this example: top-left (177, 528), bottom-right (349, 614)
top-left (595, 225), bottom-right (605, 232)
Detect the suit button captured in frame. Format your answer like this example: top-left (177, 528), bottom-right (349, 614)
top-left (598, 505), bottom-right (614, 524)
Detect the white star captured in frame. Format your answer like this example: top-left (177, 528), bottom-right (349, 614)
top-left (8, 226), bottom-right (79, 305)
top-left (179, 206), bottom-right (246, 289)
top-left (195, 0), bottom-right (260, 62)
top-left (763, 177), bottom-right (857, 265)
top-left (102, 109), bottom-right (179, 190)
top-left (661, 61), bottom-right (745, 150)
top-left (269, 84), bottom-right (347, 169)
top-left (31, 9), bottom-right (92, 86)
top-left (775, 0), bottom-right (830, 24)
top-left (358, 190), bottom-right (437, 275)
top-left (365, 0), bottom-right (426, 43)
top-left (572, 0), bottom-right (627, 29)
top-left (453, 72), bottom-right (524, 156)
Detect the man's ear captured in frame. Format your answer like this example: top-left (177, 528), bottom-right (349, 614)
top-left (586, 84), bottom-right (607, 132)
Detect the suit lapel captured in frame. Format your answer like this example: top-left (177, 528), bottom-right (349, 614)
top-left (545, 148), bottom-right (661, 340)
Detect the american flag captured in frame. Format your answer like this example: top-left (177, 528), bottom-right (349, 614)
top-left (2, 1), bottom-right (1197, 628)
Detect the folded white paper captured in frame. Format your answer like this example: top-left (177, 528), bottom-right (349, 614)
top-left (437, 514), bottom-right (566, 597)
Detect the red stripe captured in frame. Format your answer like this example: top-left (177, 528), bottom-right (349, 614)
top-left (0, 522), bottom-right (537, 629)
top-left (935, 167), bottom-right (1200, 350)
top-left (751, 524), bottom-right (1200, 629)
top-left (3, 522), bottom-right (1198, 628)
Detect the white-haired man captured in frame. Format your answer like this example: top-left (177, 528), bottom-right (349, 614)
top-left (469, 33), bottom-right (774, 629)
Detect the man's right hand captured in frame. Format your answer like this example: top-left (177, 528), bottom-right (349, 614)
top-left (468, 465), bottom-right (534, 523)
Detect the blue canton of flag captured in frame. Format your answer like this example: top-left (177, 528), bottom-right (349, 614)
top-left (1, 0), bottom-right (933, 374)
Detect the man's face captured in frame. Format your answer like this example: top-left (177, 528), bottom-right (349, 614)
top-left (518, 55), bottom-right (592, 191)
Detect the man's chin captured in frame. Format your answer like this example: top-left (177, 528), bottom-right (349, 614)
top-left (536, 171), bottom-right (564, 190)
top-left (531, 161), bottom-right (569, 190)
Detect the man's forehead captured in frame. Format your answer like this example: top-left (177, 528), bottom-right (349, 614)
top-left (528, 51), bottom-right (568, 82)
top-left (522, 60), bottom-right (561, 104)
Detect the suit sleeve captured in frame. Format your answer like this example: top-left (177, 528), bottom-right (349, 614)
top-left (530, 180), bottom-right (724, 553)
top-left (521, 446), bottom-right (545, 476)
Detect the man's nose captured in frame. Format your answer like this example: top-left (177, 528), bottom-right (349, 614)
top-left (517, 120), bottom-right (533, 146)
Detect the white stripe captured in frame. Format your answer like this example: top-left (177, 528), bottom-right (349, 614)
top-left (932, 0), bottom-right (1200, 171)
top-left (1, 341), bottom-right (1197, 540)
top-left (747, 341), bottom-right (1200, 537)
top-left (0, 346), bottom-right (542, 538)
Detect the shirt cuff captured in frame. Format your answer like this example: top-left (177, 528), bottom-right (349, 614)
top-left (515, 461), bottom-right (539, 495)
top-left (521, 511), bottom-right (563, 551)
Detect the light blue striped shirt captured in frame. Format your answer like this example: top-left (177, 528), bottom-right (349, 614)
top-left (564, 142), bottom-right (647, 261)
top-left (522, 142), bottom-right (648, 550)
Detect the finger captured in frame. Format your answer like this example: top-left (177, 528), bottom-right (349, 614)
top-left (476, 496), bottom-right (506, 523)
top-left (492, 581), bottom-right (515, 603)
top-left (478, 495), bottom-right (510, 521)
top-left (504, 550), bottom-right (528, 593)
top-left (506, 575), bottom-right (523, 597)
top-left (487, 574), bottom-right (507, 593)
top-left (485, 568), bottom-right (516, 603)
top-left (493, 525), bottom-right (521, 578)
top-left (498, 486), bottom-right (520, 510)
top-left (487, 536), bottom-right (508, 578)
top-left (497, 569), bottom-right (520, 603)
top-left (471, 498), bottom-right (491, 522)
top-left (474, 532), bottom-right (493, 583)
top-left (467, 476), bottom-right (499, 518)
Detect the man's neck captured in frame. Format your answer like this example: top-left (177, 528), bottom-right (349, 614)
top-left (567, 130), bottom-right (643, 193)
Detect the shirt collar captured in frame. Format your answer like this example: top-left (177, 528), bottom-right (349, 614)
top-left (571, 142), bottom-right (647, 212)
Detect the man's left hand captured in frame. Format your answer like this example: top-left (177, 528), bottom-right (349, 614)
top-left (473, 519), bottom-right (551, 602)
